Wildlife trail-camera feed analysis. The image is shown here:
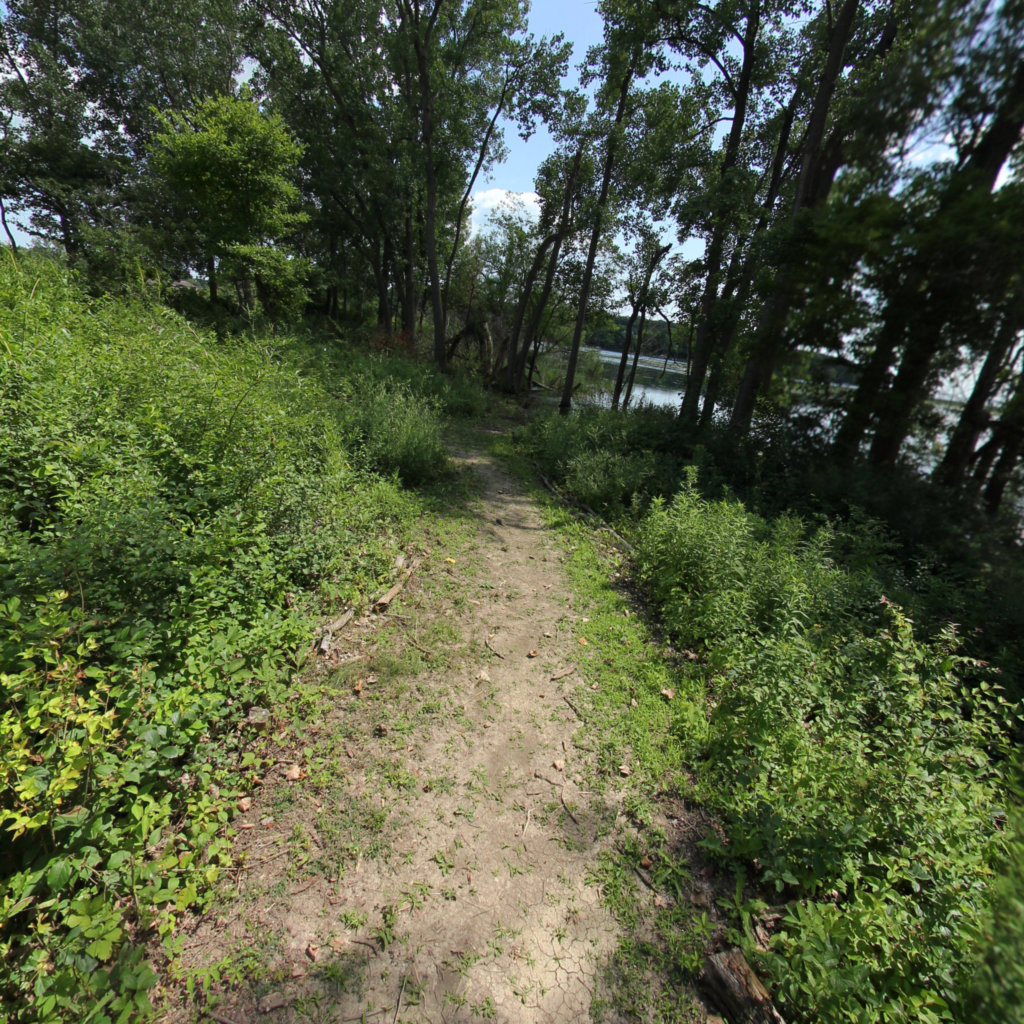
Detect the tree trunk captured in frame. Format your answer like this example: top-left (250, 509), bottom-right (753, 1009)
top-left (401, 208), bottom-right (417, 336)
top-left (865, 55), bottom-right (1024, 463)
top-left (935, 306), bottom-right (1022, 488)
top-left (442, 74), bottom-right (510, 318)
top-left (505, 231), bottom-right (559, 390)
top-left (832, 325), bottom-right (901, 459)
top-left (559, 70), bottom-right (633, 415)
top-left (700, 949), bottom-right (787, 1024)
top-left (680, 3), bottom-right (761, 425)
top-left (510, 149), bottom-right (583, 392)
top-left (622, 304), bottom-right (648, 410)
top-left (207, 256), bottom-right (219, 305)
top-left (612, 300), bottom-right (641, 411)
top-left (516, 232), bottom-right (566, 391)
top-left (982, 388), bottom-right (1024, 515)
top-left (406, 0), bottom-right (448, 368)
top-left (0, 195), bottom-right (18, 253)
top-left (701, 90), bottom-right (799, 427)
top-left (730, 0), bottom-right (861, 433)
top-left (614, 244), bottom-right (670, 410)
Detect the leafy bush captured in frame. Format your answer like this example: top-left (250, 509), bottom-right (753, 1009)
top-left (519, 403), bottom-right (1024, 706)
top-left (0, 254), bottom-right (420, 1022)
top-left (633, 479), bottom-right (1018, 1023)
top-left (341, 378), bottom-right (450, 486)
top-left (520, 404), bottom-right (686, 513)
top-left (958, 792), bottom-right (1024, 1024)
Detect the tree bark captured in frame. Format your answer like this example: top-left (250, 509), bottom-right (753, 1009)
top-left (207, 256), bottom-right (218, 305)
top-left (700, 949), bottom-right (787, 1024)
top-left (510, 148), bottom-right (583, 392)
top-left (0, 195), bottom-right (18, 253)
top-left (865, 56), bottom-right (1024, 464)
top-left (442, 73), bottom-right (510, 319)
top-left (505, 231), bottom-right (559, 389)
top-left (622, 303), bottom-right (648, 410)
top-left (982, 384), bottom-right (1024, 514)
top-left (613, 243), bottom-right (670, 410)
top-left (935, 308), bottom-right (1022, 488)
top-left (404, 0), bottom-right (448, 368)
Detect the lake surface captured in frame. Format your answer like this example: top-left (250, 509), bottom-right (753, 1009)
top-left (591, 348), bottom-right (687, 410)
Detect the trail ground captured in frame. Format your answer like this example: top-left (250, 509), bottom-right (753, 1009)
top-left (158, 425), bottom-right (721, 1024)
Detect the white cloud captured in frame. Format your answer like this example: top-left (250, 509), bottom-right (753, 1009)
top-left (470, 188), bottom-right (541, 235)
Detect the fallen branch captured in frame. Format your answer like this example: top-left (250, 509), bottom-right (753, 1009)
top-left (341, 1010), bottom-right (387, 1023)
top-left (484, 639), bottom-right (505, 659)
top-left (559, 789), bottom-right (581, 828)
top-left (562, 694), bottom-right (585, 720)
top-left (392, 976), bottom-right (407, 1024)
top-left (374, 560), bottom-right (420, 613)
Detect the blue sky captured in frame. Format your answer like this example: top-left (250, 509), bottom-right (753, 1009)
top-left (472, 0), bottom-right (606, 224)
top-left (483, 0), bottom-right (605, 194)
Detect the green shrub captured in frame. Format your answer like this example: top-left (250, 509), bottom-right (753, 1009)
top-left (0, 254), bottom-right (418, 1022)
top-left (957, 794), bottom-right (1024, 1024)
top-left (341, 378), bottom-right (450, 486)
top-left (633, 477), bottom-right (1017, 1024)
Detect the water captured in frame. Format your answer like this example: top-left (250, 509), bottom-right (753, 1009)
top-left (591, 348), bottom-right (687, 410)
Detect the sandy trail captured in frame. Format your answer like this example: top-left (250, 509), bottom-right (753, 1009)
top-left (167, 434), bottom-right (627, 1024)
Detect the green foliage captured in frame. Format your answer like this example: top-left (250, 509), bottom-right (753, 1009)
top-left (148, 93), bottom-right (308, 314)
top-left (520, 403), bottom-right (687, 513)
top-left (957, 789), bottom-right (1024, 1024)
top-left (632, 479), bottom-right (1018, 1023)
top-left (0, 254), bottom-right (423, 1022)
top-left (344, 379), bottom-right (450, 487)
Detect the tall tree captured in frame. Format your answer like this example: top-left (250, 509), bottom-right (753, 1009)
top-left (148, 94), bottom-right (306, 309)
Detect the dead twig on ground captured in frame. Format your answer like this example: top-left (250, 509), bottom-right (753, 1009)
top-left (533, 465), bottom-right (636, 553)
top-left (341, 1010), bottom-right (387, 1023)
top-left (562, 694), bottom-right (585, 720)
top-left (392, 976), bottom-right (407, 1024)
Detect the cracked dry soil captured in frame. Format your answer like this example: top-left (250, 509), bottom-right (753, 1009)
top-left (163, 436), bottom-right (638, 1024)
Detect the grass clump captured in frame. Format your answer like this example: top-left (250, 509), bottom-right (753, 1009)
top-left (0, 253), bottom-right (427, 1022)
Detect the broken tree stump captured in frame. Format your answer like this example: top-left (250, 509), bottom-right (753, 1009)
top-left (700, 949), bottom-right (786, 1024)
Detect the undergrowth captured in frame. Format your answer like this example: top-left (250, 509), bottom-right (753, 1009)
top-left (0, 253), bottom-right (468, 1022)
top-left (517, 407), bottom-right (1024, 1024)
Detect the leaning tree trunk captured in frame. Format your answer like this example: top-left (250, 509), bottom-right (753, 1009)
top-left (613, 244), bottom-right (669, 410)
top-left (622, 304), bottom-right (648, 410)
top-left (935, 304), bottom-right (1022, 488)
top-left (865, 56), bottom-right (1024, 463)
top-left (730, 0), bottom-right (861, 434)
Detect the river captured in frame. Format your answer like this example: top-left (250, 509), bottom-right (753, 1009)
top-left (591, 348), bottom-right (687, 409)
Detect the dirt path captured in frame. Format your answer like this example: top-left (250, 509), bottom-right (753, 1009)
top-left (166, 435), bottom-right (633, 1023)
